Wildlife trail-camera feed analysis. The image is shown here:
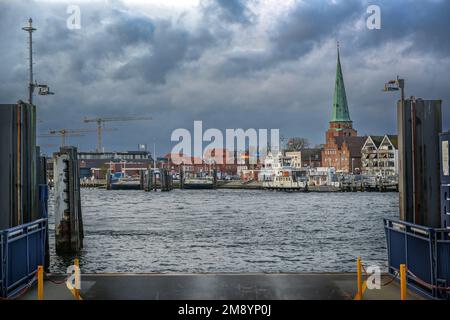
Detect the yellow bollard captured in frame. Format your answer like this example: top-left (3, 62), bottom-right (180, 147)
top-left (356, 257), bottom-right (363, 300)
top-left (37, 265), bottom-right (44, 300)
top-left (400, 264), bottom-right (407, 300)
top-left (74, 258), bottom-right (81, 300)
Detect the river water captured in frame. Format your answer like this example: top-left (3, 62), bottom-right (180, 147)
top-left (48, 189), bottom-right (398, 273)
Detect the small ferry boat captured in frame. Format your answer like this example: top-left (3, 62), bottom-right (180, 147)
top-left (183, 177), bottom-right (215, 189)
top-left (263, 170), bottom-right (307, 191)
top-left (108, 173), bottom-right (142, 190)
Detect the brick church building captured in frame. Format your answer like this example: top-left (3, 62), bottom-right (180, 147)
top-left (322, 45), bottom-right (366, 173)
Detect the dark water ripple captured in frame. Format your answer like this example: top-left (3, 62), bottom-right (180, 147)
top-left (48, 189), bottom-right (398, 273)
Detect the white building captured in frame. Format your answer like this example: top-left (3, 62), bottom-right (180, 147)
top-left (308, 167), bottom-right (336, 186)
top-left (259, 151), bottom-right (282, 181)
top-left (258, 151), bottom-right (309, 182)
top-left (361, 135), bottom-right (398, 176)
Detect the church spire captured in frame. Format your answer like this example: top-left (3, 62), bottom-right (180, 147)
top-left (331, 43), bottom-right (351, 122)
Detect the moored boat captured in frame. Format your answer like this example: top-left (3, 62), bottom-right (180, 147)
top-left (263, 170), bottom-right (307, 191)
top-left (183, 177), bottom-right (215, 189)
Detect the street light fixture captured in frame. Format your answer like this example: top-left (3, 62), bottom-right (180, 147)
top-left (383, 76), bottom-right (405, 104)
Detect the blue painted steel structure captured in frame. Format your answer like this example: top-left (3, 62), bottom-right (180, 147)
top-left (384, 218), bottom-right (435, 298)
top-left (385, 218), bottom-right (450, 299)
top-left (0, 185), bottom-right (48, 298)
top-left (440, 132), bottom-right (450, 185)
top-left (0, 218), bottom-right (47, 298)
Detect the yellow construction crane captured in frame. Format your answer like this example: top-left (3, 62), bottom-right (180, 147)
top-left (39, 128), bottom-right (116, 148)
top-left (83, 116), bottom-right (152, 152)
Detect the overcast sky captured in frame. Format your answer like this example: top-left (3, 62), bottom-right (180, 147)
top-left (1, 0), bottom-right (449, 156)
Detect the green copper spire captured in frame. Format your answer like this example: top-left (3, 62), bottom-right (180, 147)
top-left (331, 44), bottom-right (351, 122)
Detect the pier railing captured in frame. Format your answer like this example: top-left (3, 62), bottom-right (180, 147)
top-left (0, 218), bottom-right (47, 298)
top-left (384, 218), bottom-right (450, 299)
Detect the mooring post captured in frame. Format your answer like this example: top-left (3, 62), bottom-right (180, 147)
top-left (74, 258), bottom-right (81, 300)
top-left (53, 147), bottom-right (83, 254)
top-left (139, 170), bottom-right (145, 190)
top-left (146, 169), bottom-right (151, 192)
top-left (167, 170), bottom-right (173, 191)
top-left (160, 169), bottom-right (165, 191)
top-left (106, 169), bottom-right (111, 190)
top-left (180, 164), bottom-right (184, 189)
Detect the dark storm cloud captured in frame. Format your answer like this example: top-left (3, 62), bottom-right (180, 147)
top-left (218, 0), bottom-right (450, 77)
top-left (214, 0), bottom-right (365, 77)
top-left (114, 20), bottom-right (217, 84)
top-left (270, 0), bottom-right (364, 60)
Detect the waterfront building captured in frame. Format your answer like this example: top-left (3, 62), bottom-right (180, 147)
top-left (255, 151), bottom-right (309, 182)
top-left (77, 151), bottom-right (153, 179)
top-left (203, 148), bottom-right (244, 177)
top-left (284, 151), bottom-right (302, 169)
top-left (361, 135), bottom-right (398, 176)
top-left (46, 150), bottom-right (153, 180)
top-left (163, 153), bottom-right (208, 176)
top-left (322, 45), bottom-right (365, 173)
top-left (258, 151), bottom-right (282, 181)
top-left (163, 150), bottom-right (247, 179)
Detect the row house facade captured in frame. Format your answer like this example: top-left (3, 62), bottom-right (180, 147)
top-left (361, 135), bottom-right (398, 176)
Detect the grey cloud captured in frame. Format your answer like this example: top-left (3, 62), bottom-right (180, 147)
top-left (113, 20), bottom-right (217, 84)
top-left (215, 0), bottom-right (365, 78)
top-left (346, 0), bottom-right (450, 57)
top-left (217, 0), bottom-right (450, 78)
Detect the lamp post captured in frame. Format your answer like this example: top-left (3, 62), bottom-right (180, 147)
top-left (383, 76), bottom-right (413, 222)
top-left (383, 76), bottom-right (404, 107)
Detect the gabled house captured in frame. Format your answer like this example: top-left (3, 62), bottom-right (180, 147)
top-left (361, 135), bottom-right (398, 176)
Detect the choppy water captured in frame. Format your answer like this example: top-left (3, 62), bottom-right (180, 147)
top-left (48, 189), bottom-right (398, 273)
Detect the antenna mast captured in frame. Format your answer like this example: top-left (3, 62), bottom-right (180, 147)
top-left (22, 18), bottom-right (54, 105)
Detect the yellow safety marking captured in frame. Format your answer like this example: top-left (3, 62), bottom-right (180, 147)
top-left (400, 264), bottom-right (407, 300)
top-left (70, 288), bottom-right (83, 300)
top-left (353, 281), bottom-right (367, 300)
top-left (354, 257), bottom-right (363, 300)
top-left (37, 265), bottom-right (44, 300)
top-left (68, 258), bottom-right (83, 300)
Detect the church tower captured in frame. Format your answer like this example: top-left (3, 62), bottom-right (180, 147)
top-left (325, 43), bottom-right (357, 141)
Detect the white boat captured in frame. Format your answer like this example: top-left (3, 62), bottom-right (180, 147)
top-left (263, 168), bottom-right (308, 191)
